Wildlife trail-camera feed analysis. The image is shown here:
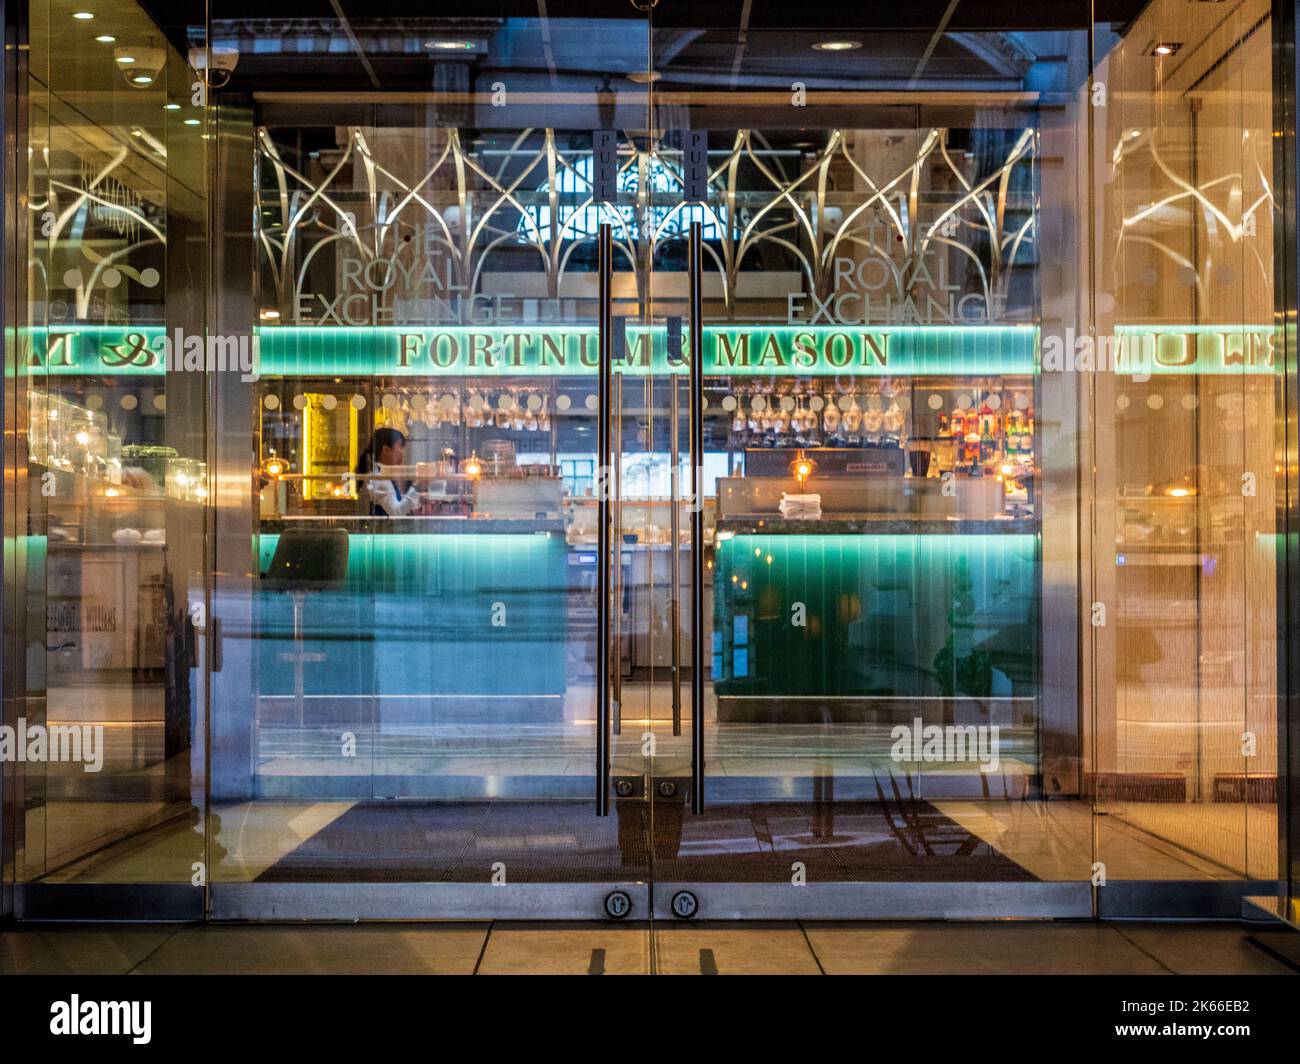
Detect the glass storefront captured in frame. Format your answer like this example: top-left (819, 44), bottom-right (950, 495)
top-left (3, 0), bottom-right (1297, 922)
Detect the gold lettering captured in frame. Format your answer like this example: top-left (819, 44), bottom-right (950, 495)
top-left (792, 332), bottom-right (817, 368)
top-left (505, 333), bottom-right (529, 368)
top-left (468, 333), bottom-right (496, 368)
top-left (397, 333), bottom-right (421, 368)
top-left (541, 334), bottom-right (565, 367)
top-left (430, 333), bottom-right (457, 368)
top-left (861, 333), bottom-right (888, 366)
top-left (716, 333), bottom-right (750, 368)
top-left (756, 333), bottom-right (787, 368)
top-left (826, 333), bottom-right (853, 367)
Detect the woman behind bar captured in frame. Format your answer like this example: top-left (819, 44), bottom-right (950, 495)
top-left (356, 426), bottom-right (423, 517)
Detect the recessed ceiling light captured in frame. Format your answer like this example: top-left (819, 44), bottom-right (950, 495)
top-left (813, 40), bottom-right (861, 51)
top-left (72, 11), bottom-right (94, 20)
top-left (164, 102), bottom-right (181, 110)
top-left (131, 74), bottom-right (153, 85)
top-left (1148, 41), bottom-right (1181, 56)
top-left (115, 54), bottom-right (135, 64)
top-left (183, 118), bottom-right (200, 126)
top-left (94, 34), bottom-right (115, 43)
top-left (423, 39), bottom-right (474, 51)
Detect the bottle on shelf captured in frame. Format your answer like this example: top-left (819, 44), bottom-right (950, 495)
top-left (979, 415), bottom-right (994, 471)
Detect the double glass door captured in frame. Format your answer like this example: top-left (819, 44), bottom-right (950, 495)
top-left (19, 0), bottom-right (1285, 924)
top-left (201, 2), bottom-right (1081, 921)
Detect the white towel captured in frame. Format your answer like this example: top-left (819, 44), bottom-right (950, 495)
top-left (779, 493), bottom-right (822, 519)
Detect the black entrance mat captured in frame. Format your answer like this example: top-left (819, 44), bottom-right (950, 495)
top-left (650, 801), bottom-right (1035, 882)
top-left (255, 800), bottom-right (1036, 884)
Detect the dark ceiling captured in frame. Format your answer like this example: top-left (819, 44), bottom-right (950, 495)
top-left (142, 0), bottom-right (1150, 31)
top-left (135, 0), bottom-right (1154, 96)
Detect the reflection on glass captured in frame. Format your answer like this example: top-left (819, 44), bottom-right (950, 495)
top-left (8, 0), bottom-right (1285, 914)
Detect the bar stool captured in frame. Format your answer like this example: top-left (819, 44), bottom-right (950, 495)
top-left (264, 527), bottom-right (350, 751)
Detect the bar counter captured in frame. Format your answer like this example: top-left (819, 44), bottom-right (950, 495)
top-left (710, 515), bottom-right (1039, 723)
top-left (259, 516), bottom-right (564, 536)
top-left (253, 518), bottom-right (571, 794)
top-left (715, 515), bottom-right (1036, 536)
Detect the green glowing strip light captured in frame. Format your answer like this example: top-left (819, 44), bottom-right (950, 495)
top-left (23, 323), bottom-right (1280, 377)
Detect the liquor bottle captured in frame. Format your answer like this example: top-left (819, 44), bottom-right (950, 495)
top-left (963, 408), bottom-right (980, 470)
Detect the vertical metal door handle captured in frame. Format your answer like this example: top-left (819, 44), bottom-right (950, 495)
top-left (596, 223), bottom-right (613, 816)
top-left (670, 326), bottom-right (683, 737)
top-left (688, 221), bottom-right (705, 814)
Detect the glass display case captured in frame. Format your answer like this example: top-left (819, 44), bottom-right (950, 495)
top-left (28, 389), bottom-right (122, 484)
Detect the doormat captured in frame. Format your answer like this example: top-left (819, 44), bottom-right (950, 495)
top-left (257, 800), bottom-right (1035, 883)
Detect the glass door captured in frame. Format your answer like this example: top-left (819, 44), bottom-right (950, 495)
top-left (640, 9), bottom-right (1095, 920)
top-left (8, 0), bottom-right (1288, 926)
top-left (204, 3), bottom-right (660, 919)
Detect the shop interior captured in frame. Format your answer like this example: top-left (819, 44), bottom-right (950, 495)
top-left (10, 0), bottom-right (1283, 915)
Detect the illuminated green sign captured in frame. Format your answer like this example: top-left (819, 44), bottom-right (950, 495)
top-left (22, 323), bottom-right (1279, 378)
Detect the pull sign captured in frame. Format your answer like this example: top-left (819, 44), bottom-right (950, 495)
top-left (683, 129), bottom-right (709, 202)
top-left (592, 130), bottom-right (619, 202)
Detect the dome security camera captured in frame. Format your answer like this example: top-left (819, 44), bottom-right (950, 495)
top-left (189, 46), bottom-right (239, 89)
top-left (114, 46), bottom-right (166, 89)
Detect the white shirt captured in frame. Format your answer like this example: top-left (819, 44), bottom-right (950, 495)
top-left (366, 478), bottom-right (421, 517)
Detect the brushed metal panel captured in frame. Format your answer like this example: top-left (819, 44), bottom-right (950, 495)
top-left (210, 881), bottom-right (650, 921)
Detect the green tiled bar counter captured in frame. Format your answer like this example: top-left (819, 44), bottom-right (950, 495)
top-left (255, 524), bottom-right (568, 722)
top-left (711, 523), bottom-right (1039, 724)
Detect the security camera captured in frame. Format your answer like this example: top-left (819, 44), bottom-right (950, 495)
top-left (189, 46), bottom-right (239, 89)
top-left (115, 46), bottom-right (166, 89)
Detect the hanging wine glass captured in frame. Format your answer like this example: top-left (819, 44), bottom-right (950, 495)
top-left (843, 396), bottom-right (863, 433)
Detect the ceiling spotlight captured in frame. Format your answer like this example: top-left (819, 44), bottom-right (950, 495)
top-left (423, 39), bottom-right (475, 51)
top-left (94, 34), bottom-right (115, 43)
top-left (183, 118), bottom-right (201, 126)
top-left (131, 74), bottom-right (154, 85)
top-left (164, 102), bottom-right (181, 110)
top-left (72, 11), bottom-right (94, 20)
top-left (115, 54), bottom-right (134, 64)
top-left (813, 40), bottom-right (861, 51)
top-left (1148, 41), bottom-right (1182, 56)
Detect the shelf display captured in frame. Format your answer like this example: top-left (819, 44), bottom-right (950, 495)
top-left (29, 390), bottom-right (122, 485)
